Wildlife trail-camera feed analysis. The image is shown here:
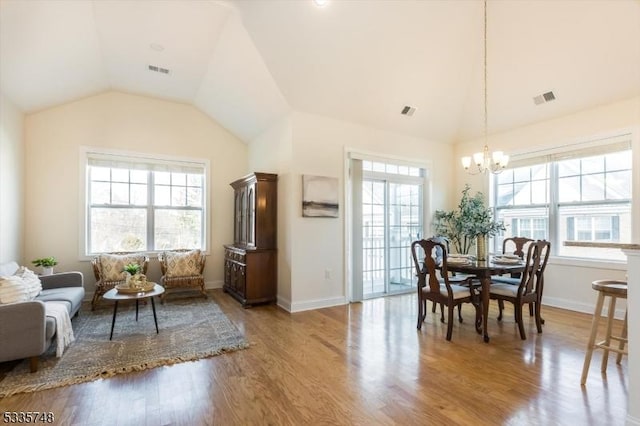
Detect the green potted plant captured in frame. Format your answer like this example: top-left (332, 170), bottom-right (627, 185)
top-left (433, 185), bottom-right (505, 259)
top-left (31, 256), bottom-right (58, 276)
top-left (123, 262), bottom-right (142, 287)
top-left (123, 262), bottom-right (141, 275)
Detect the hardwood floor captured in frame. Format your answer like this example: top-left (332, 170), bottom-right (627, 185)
top-left (0, 289), bottom-right (628, 425)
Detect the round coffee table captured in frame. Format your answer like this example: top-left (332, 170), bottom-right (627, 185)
top-left (103, 283), bottom-right (165, 340)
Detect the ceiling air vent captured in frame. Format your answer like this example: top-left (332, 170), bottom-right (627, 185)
top-left (533, 91), bottom-right (555, 105)
top-left (148, 65), bottom-right (170, 74)
top-left (401, 105), bottom-right (416, 116)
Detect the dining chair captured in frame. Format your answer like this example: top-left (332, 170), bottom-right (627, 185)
top-left (91, 251), bottom-right (149, 310)
top-left (158, 249), bottom-right (207, 302)
top-left (429, 236), bottom-right (476, 316)
top-left (489, 240), bottom-right (551, 339)
top-left (411, 238), bottom-right (481, 341)
top-left (492, 236), bottom-right (535, 314)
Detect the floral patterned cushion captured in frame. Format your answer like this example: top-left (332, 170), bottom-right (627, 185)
top-left (99, 254), bottom-right (145, 282)
top-left (164, 250), bottom-right (202, 278)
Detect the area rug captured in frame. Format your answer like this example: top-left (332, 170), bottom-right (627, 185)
top-left (0, 295), bottom-right (249, 397)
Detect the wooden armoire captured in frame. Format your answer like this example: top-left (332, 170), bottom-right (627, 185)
top-left (223, 172), bottom-right (277, 307)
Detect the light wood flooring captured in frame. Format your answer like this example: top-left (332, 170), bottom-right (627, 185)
top-left (0, 289), bottom-right (628, 425)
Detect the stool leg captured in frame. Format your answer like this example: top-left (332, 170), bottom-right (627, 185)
top-left (616, 308), bottom-right (628, 365)
top-left (581, 291), bottom-right (605, 385)
top-left (601, 295), bottom-right (616, 373)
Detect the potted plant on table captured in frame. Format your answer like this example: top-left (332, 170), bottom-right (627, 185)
top-left (123, 262), bottom-right (146, 288)
top-left (31, 257), bottom-right (58, 276)
top-left (433, 185), bottom-right (505, 260)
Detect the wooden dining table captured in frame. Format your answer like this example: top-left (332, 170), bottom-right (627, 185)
top-left (445, 257), bottom-right (526, 342)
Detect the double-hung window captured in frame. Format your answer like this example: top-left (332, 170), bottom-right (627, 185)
top-left (492, 136), bottom-right (632, 261)
top-left (83, 149), bottom-right (208, 256)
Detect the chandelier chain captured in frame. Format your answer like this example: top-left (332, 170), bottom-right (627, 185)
top-left (483, 0), bottom-right (488, 145)
top-left (460, 0), bottom-right (508, 174)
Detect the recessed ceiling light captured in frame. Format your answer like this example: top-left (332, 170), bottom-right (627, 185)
top-left (313, 0), bottom-right (328, 7)
top-left (150, 43), bottom-right (164, 52)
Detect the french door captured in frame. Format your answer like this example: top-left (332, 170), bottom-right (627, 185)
top-left (358, 165), bottom-right (424, 299)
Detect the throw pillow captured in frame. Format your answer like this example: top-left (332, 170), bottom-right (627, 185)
top-left (0, 275), bottom-right (29, 304)
top-left (164, 250), bottom-right (202, 278)
top-left (99, 254), bottom-right (145, 282)
top-left (14, 266), bottom-right (42, 299)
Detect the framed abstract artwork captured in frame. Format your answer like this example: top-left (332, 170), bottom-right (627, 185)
top-left (302, 175), bottom-right (339, 218)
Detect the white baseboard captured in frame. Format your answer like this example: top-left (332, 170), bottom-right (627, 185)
top-left (289, 296), bottom-right (347, 313)
top-left (277, 295), bottom-right (292, 312)
top-left (205, 280), bottom-right (223, 289)
top-left (544, 296), bottom-right (626, 320)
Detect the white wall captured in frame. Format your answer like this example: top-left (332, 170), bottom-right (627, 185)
top-left (283, 111), bottom-right (454, 312)
top-left (0, 93), bottom-right (24, 264)
top-left (624, 248), bottom-right (640, 425)
top-left (24, 91), bottom-right (247, 296)
top-left (248, 114), bottom-right (294, 306)
top-left (454, 96), bottom-right (640, 314)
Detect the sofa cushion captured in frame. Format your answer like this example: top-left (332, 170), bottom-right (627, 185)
top-left (0, 276), bottom-right (29, 304)
top-left (36, 288), bottom-right (83, 315)
top-left (99, 253), bottom-right (145, 282)
top-left (164, 250), bottom-right (201, 278)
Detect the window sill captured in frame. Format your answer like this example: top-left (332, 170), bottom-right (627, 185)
top-left (549, 256), bottom-right (627, 270)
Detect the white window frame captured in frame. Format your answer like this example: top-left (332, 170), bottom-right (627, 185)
top-left (492, 134), bottom-right (633, 263)
top-left (79, 147), bottom-right (210, 259)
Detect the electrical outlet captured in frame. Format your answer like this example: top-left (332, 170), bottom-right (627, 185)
top-left (324, 269), bottom-right (332, 280)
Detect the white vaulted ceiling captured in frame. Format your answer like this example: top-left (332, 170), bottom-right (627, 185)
top-left (1, 0), bottom-right (639, 144)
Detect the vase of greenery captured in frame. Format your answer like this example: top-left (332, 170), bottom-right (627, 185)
top-left (433, 185), bottom-right (505, 259)
top-left (31, 257), bottom-right (58, 276)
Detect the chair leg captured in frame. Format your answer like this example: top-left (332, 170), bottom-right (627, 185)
top-left (601, 295), bottom-right (617, 373)
top-left (474, 300), bottom-right (482, 334)
top-left (446, 305), bottom-right (454, 341)
top-left (417, 297), bottom-right (423, 330)
top-left (581, 291), bottom-right (605, 385)
top-left (432, 301), bottom-right (436, 313)
top-left (91, 290), bottom-right (101, 311)
top-left (529, 302), bottom-right (534, 317)
top-left (516, 304), bottom-right (526, 340)
top-left (497, 299), bottom-right (504, 321)
top-left (616, 309), bottom-right (628, 365)
top-left (440, 304), bottom-right (445, 323)
top-left (457, 304), bottom-right (463, 322)
top-left (534, 301), bottom-right (543, 333)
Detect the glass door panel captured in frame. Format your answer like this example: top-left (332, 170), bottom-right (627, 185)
top-left (362, 179), bottom-right (422, 298)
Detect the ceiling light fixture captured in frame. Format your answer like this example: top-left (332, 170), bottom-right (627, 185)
top-left (313, 0), bottom-right (329, 7)
top-left (461, 0), bottom-right (508, 175)
top-left (149, 43), bottom-right (165, 52)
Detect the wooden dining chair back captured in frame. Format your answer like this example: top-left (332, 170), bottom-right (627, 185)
top-left (489, 240), bottom-right (551, 339)
top-left (411, 238), bottom-right (481, 341)
top-left (502, 236), bottom-right (534, 258)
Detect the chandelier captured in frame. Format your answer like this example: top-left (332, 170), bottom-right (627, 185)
top-left (461, 0), bottom-right (509, 175)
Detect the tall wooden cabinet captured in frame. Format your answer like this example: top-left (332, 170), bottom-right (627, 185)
top-left (223, 172), bottom-right (277, 307)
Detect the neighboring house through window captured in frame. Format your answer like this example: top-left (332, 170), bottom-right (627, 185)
top-left (81, 148), bottom-right (209, 256)
top-left (492, 135), bottom-right (632, 261)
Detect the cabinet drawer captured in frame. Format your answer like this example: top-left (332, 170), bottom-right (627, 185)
top-left (225, 248), bottom-right (246, 264)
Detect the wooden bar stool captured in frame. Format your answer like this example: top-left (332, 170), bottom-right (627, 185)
top-left (580, 279), bottom-right (628, 385)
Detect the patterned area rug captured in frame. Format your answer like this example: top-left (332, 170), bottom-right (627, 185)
top-left (0, 294), bottom-right (249, 397)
